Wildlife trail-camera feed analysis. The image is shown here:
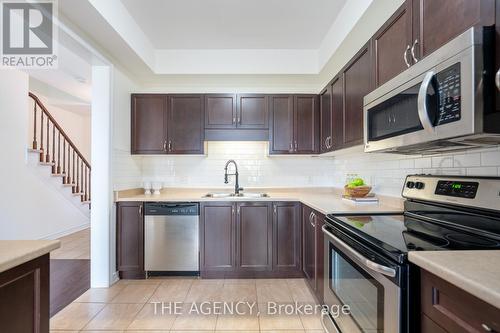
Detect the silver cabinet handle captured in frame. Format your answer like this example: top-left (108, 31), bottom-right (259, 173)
top-left (233, 116), bottom-right (236, 124)
top-left (237, 206), bottom-right (240, 215)
top-left (404, 45), bottom-right (411, 68)
top-left (232, 205), bottom-right (235, 215)
top-left (481, 324), bottom-right (493, 332)
top-left (417, 71), bottom-right (436, 133)
top-left (294, 141), bottom-right (298, 151)
top-left (322, 225), bottom-right (396, 277)
top-left (496, 68), bottom-right (500, 92)
top-left (163, 140), bottom-right (167, 151)
top-left (289, 142), bottom-right (293, 152)
top-left (139, 205), bottom-right (143, 216)
top-left (309, 212), bottom-right (315, 227)
top-left (168, 140), bottom-right (172, 152)
top-left (328, 136), bottom-right (333, 149)
top-left (273, 205), bottom-right (277, 215)
top-left (411, 39), bottom-right (419, 63)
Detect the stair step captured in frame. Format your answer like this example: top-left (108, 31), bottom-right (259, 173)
top-left (72, 192), bottom-right (85, 196)
top-left (51, 173), bottom-right (66, 177)
top-left (27, 148), bottom-right (43, 153)
top-left (62, 183), bottom-right (76, 187)
top-left (39, 161), bottom-right (55, 166)
top-left (81, 201), bottom-right (91, 205)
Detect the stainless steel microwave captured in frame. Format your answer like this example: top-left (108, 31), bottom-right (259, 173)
top-left (364, 27), bottom-right (500, 154)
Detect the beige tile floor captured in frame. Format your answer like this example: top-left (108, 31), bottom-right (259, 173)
top-left (50, 277), bottom-right (325, 333)
top-left (51, 228), bottom-right (90, 260)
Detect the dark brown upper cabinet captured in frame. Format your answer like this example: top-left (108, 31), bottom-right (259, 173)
top-left (131, 94), bottom-right (204, 155)
top-left (236, 94), bottom-right (269, 129)
top-left (372, 1), bottom-right (413, 87)
top-left (343, 44), bottom-right (373, 148)
top-left (131, 94), bottom-right (167, 154)
top-left (331, 76), bottom-right (344, 151)
top-left (269, 94), bottom-right (319, 155)
top-left (205, 94), bottom-right (237, 129)
top-left (416, 0), bottom-right (495, 59)
top-left (320, 85), bottom-right (333, 153)
top-left (372, 0), bottom-right (495, 88)
top-left (167, 95), bottom-right (204, 154)
top-left (116, 201), bottom-right (144, 279)
top-left (236, 202), bottom-right (273, 271)
top-left (272, 202), bottom-right (301, 272)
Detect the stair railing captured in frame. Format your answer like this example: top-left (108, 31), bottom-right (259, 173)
top-left (29, 92), bottom-right (91, 203)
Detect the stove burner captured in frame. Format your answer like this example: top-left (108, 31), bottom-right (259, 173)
top-left (444, 233), bottom-right (500, 248)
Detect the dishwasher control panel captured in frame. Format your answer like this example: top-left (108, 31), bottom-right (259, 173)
top-left (144, 203), bottom-right (199, 216)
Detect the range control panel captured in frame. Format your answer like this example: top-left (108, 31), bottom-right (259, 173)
top-left (436, 63), bottom-right (461, 125)
top-left (435, 180), bottom-right (479, 199)
top-left (402, 175), bottom-right (500, 212)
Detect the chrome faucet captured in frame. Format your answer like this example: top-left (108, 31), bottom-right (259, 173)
top-left (224, 160), bottom-right (243, 195)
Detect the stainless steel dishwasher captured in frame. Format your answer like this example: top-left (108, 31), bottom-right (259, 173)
top-left (144, 202), bottom-right (199, 274)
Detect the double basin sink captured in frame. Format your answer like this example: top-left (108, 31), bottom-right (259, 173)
top-left (203, 192), bottom-right (269, 198)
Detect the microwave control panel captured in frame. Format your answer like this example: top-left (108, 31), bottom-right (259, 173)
top-left (436, 63), bottom-right (461, 125)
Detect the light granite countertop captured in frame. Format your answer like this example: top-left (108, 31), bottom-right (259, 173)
top-left (0, 240), bottom-right (61, 273)
top-left (115, 187), bottom-right (404, 215)
top-left (409, 251), bottom-right (500, 309)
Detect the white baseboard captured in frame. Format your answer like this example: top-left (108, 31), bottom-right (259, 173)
top-left (40, 222), bottom-right (90, 240)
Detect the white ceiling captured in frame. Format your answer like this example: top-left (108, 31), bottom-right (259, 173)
top-left (120, 0), bottom-right (347, 49)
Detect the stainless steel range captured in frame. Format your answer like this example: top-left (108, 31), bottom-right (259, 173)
top-left (321, 175), bottom-right (500, 333)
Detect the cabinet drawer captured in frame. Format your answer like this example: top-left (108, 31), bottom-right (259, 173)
top-left (421, 269), bottom-right (500, 333)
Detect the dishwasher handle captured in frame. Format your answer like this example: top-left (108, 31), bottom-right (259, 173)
top-left (144, 202), bottom-right (199, 215)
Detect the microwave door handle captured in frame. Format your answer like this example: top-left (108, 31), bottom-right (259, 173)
top-left (495, 68), bottom-right (500, 91)
top-left (417, 71), bottom-right (436, 133)
top-left (322, 225), bottom-right (396, 278)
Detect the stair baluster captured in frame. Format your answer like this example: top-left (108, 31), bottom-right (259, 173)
top-left (29, 92), bottom-right (91, 206)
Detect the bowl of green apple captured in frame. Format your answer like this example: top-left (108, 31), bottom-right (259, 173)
top-left (344, 177), bottom-right (372, 198)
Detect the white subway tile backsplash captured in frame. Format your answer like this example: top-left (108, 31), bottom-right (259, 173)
top-left (112, 141), bottom-right (500, 198)
top-left (481, 150), bottom-right (500, 166)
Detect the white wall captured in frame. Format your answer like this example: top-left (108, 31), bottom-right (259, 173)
top-left (0, 70), bottom-right (89, 240)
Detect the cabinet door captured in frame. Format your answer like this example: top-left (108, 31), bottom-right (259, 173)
top-left (131, 94), bottom-right (166, 154)
top-left (320, 86), bottom-right (333, 153)
top-left (294, 95), bottom-right (319, 154)
top-left (237, 94), bottom-right (269, 129)
top-left (204, 94), bottom-right (237, 129)
top-left (416, 0), bottom-right (495, 58)
top-left (314, 211), bottom-right (325, 302)
top-left (372, 1), bottom-right (413, 87)
top-left (200, 202), bottom-right (236, 272)
top-left (331, 76), bottom-right (344, 150)
top-left (269, 95), bottom-right (294, 154)
top-left (272, 202), bottom-right (301, 272)
top-left (302, 205), bottom-right (316, 290)
top-left (236, 202), bottom-right (272, 271)
top-left (117, 202), bottom-right (144, 279)
top-left (167, 95), bottom-right (204, 154)
top-left (343, 44), bottom-right (373, 147)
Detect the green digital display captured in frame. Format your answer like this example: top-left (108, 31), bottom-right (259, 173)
top-left (451, 183), bottom-right (462, 189)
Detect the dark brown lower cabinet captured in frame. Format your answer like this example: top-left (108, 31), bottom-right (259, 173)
top-left (302, 204), bottom-right (325, 303)
top-left (200, 202), bottom-right (236, 273)
top-left (116, 202), bottom-right (145, 279)
top-left (420, 269), bottom-right (500, 333)
top-left (0, 254), bottom-right (49, 333)
top-left (201, 201), bottom-right (302, 278)
top-left (236, 202), bottom-right (272, 271)
top-left (273, 202), bottom-right (301, 272)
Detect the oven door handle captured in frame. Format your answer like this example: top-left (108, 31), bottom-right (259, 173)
top-left (417, 71), bottom-right (436, 133)
top-left (322, 225), bottom-right (397, 278)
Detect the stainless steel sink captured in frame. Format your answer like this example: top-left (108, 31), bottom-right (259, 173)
top-left (203, 192), bottom-right (269, 198)
top-left (236, 192), bottom-right (269, 198)
top-left (203, 192), bottom-right (235, 198)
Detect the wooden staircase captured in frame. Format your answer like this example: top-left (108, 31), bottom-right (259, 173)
top-left (29, 92), bottom-right (91, 208)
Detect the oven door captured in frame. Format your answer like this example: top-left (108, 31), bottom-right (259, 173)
top-left (321, 224), bottom-right (401, 333)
